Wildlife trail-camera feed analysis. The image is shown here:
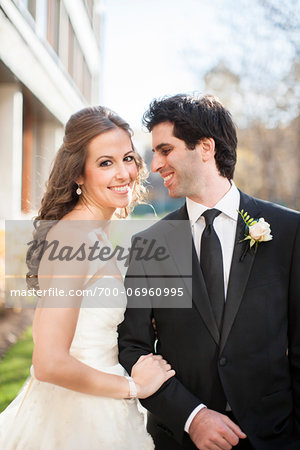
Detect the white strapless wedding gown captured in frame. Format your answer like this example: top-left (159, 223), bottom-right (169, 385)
top-left (0, 278), bottom-right (154, 449)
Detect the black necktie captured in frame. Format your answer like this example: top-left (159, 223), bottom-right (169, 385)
top-left (200, 209), bottom-right (225, 330)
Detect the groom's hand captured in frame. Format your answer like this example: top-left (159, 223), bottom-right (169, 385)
top-left (189, 408), bottom-right (247, 450)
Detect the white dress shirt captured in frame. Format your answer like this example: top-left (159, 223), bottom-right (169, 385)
top-left (184, 181), bottom-right (240, 433)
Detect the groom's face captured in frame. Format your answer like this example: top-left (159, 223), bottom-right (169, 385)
top-left (151, 121), bottom-right (204, 199)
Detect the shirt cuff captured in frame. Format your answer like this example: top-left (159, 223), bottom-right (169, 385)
top-left (184, 404), bottom-right (207, 433)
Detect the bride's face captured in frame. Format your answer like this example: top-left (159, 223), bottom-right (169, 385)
top-left (78, 127), bottom-right (138, 214)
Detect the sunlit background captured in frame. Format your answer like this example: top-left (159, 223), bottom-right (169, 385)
top-left (102, 0), bottom-right (300, 214)
top-left (0, 0), bottom-right (299, 221)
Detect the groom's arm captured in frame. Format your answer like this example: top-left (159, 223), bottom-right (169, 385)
top-left (118, 257), bottom-right (201, 445)
top-left (118, 307), bottom-right (202, 444)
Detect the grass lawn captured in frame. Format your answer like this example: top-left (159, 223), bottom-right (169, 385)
top-left (0, 326), bottom-right (33, 412)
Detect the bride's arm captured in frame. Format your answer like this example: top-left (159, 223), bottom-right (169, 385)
top-left (33, 306), bottom-right (173, 399)
top-left (33, 307), bottom-right (124, 397)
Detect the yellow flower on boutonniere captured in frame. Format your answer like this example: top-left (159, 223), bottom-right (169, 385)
top-left (238, 210), bottom-right (273, 252)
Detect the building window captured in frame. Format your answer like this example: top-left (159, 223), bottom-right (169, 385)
top-left (73, 35), bottom-right (84, 94)
top-left (58, 2), bottom-right (69, 70)
top-left (67, 22), bottom-right (91, 101)
top-left (47, 0), bottom-right (60, 53)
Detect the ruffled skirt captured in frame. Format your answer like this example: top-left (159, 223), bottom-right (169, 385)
top-left (0, 365), bottom-right (154, 450)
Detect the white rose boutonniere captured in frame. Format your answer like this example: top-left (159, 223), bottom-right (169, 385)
top-left (238, 210), bottom-right (273, 252)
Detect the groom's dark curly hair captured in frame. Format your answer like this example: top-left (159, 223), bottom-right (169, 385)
top-left (142, 93), bottom-right (237, 180)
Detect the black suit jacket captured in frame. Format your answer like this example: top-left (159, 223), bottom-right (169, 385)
top-left (118, 192), bottom-right (300, 449)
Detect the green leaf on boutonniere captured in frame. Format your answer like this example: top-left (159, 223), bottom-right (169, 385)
top-left (237, 209), bottom-right (273, 257)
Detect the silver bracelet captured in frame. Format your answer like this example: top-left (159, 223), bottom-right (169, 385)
top-left (125, 376), bottom-right (137, 398)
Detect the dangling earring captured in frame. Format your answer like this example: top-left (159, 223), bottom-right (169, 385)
top-left (76, 184), bottom-right (82, 195)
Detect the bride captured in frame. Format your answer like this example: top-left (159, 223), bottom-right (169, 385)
top-left (0, 106), bottom-right (175, 449)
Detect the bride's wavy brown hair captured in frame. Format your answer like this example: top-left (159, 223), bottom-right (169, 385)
top-left (26, 106), bottom-right (148, 289)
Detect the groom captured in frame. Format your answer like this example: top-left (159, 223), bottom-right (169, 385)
top-left (118, 94), bottom-right (300, 449)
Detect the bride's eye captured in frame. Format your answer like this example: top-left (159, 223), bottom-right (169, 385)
top-left (124, 155), bottom-right (134, 162)
top-left (99, 160), bottom-right (112, 167)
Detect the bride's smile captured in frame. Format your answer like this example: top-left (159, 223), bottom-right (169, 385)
top-left (76, 127), bottom-right (138, 218)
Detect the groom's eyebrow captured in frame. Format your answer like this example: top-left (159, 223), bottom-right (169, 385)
top-left (152, 143), bottom-right (173, 152)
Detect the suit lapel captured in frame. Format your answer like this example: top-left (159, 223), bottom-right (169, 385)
top-left (165, 205), bottom-right (220, 345)
top-left (219, 192), bottom-right (261, 354)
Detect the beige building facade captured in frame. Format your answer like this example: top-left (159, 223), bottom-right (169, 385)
top-left (0, 0), bottom-right (102, 218)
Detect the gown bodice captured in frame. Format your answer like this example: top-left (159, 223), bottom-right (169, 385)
top-left (70, 276), bottom-right (127, 370)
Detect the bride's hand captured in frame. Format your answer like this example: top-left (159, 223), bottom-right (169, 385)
top-left (131, 353), bottom-right (175, 399)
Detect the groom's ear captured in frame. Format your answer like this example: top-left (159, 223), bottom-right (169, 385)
top-left (200, 137), bottom-right (215, 162)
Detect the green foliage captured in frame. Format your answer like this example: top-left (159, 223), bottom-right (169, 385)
top-left (238, 209), bottom-right (257, 228)
top-left (0, 327), bottom-right (33, 412)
